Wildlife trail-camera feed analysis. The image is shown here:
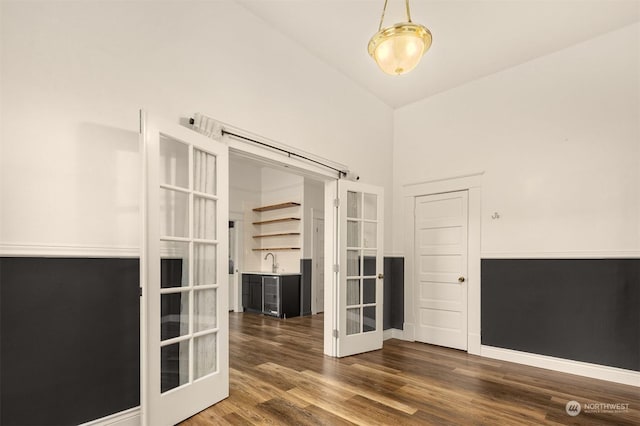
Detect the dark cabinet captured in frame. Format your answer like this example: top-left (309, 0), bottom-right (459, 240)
top-left (249, 281), bottom-right (262, 311)
top-left (242, 274), bottom-right (263, 313)
top-left (241, 273), bottom-right (301, 318)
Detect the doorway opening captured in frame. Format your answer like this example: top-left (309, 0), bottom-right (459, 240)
top-left (228, 153), bottom-right (327, 335)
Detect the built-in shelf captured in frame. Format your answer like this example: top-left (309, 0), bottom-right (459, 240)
top-left (253, 217), bottom-right (300, 226)
top-left (253, 232), bottom-right (301, 239)
top-left (252, 201), bottom-right (301, 254)
top-left (252, 247), bottom-right (301, 251)
top-left (253, 202), bottom-right (301, 212)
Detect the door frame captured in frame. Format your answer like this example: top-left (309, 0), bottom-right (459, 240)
top-left (228, 212), bottom-right (244, 313)
top-left (310, 209), bottom-right (324, 314)
top-left (402, 173), bottom-right (482, 355)
top-left (223, 123), bottom-right (347, 358)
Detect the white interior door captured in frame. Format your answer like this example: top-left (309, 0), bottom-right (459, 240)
top-left (414, 191), bottom-right (468, 350)
top-left (141, 114), bottom-right (229, 426)
top-left (334, 180), bottom-right (384, 357)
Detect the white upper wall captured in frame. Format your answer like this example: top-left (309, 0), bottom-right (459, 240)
top-left (0, 1), bottom-right (393, 251)
top-left (393, 23), bottom-right (640, 256)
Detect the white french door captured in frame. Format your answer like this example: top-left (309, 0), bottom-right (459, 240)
top-left (141, 114), bottom-right (229, 426)
top-left (328, 180), bottom-right (384, 357)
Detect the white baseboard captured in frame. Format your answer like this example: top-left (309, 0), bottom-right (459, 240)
top-left (80, 407), bottom-right (140, 426)
top-left (383, 328), bottom-right (406, 341)
top-left (481, 346), bottom-right (640, 387)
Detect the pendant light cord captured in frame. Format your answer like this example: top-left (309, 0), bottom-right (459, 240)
top-left (377, 0), bottom-right (388, 30)
top-left (378, 0), bottom-right (413, 30)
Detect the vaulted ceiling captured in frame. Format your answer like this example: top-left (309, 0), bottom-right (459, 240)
top-left (237, 0), bottom-right (640, 108)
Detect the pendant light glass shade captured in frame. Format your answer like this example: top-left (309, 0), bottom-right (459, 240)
top-left (368, 22), bottom-right (431, 75)
top-left (368, 0), bottom-right (432, 75)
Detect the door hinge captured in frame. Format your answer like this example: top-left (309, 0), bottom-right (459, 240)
top-left (139, 286), bottom-right (143, 297)
top-left (333, 264), bottom-right (339, 273)
top-left (333, 329), bottom-right (339, 338)
top-left (333, 198), bottom-right (340, 207)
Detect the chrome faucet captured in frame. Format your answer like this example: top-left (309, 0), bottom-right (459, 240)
top-left (264, 252), bottom-right (278, 273)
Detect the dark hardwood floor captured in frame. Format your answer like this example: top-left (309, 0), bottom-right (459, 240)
top-left (182, 313), bottom-right (639, 425)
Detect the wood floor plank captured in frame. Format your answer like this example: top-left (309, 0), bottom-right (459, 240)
top-left (181, 312), bottom-right (640, 425)
top-left (300, 369), bottom-right (417, 415)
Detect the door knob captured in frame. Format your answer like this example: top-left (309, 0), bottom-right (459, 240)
top-left (378, 273), bottom-right (384, 279)
top-left (458, 276), bottom-right (465, 283)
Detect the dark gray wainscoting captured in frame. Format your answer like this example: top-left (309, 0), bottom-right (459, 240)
top-left (0, 257), bottom-right (141, 426)
top-left (482, 258), bottom-right (640, 371)
top-left (384, 257), bottom-right (404, 330)
top-left (300, 259), bottom-right (312, 316)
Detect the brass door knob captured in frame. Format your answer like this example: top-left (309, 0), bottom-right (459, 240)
top-left (458, 277), bottom-right (465, 283)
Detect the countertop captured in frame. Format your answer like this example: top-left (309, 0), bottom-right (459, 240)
top-left (242, 271), bottom-right (302, 276)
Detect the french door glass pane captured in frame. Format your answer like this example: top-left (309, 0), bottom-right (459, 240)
top-left (363, 222), bottom-right (376, 248)
top-left (363, 250), bottom-right (377, 276)
top-left (194, 333), bottom-right (217, 379)
top-left (363, 278), bottom-right (376, 304)
top-left (193, 150), bottom-right (217, 195)
top-left (194, 244), bottom-right (216, 286)
top-left (347, 220), bottom-right (360, 247)
top-left (347, 279), bottom-right (360, 306)
top-left (160, 135), bottom-right (189, 188)
top-left (194, 288), bottom-right (217, 331)
top-left (346, 308), bottom-right (360, 335)
top-left (194, 197), bottom-right (217, 240)
top-left (160, 242), bottom-right (189, 288)
top-left (347, 250), bottom-right (359, 276)
top-left (363, 193), bottom-right (377, 220)
top-left (363, 306), bottom-right (376, 332)
top-left (347, 191), bottom-right (361, 218)
top-left (161, 292), bottom-right (189, 340)
top-left (160, 189), bottom-right (189, 237)
top-left (161, 341), bottom-right (189, 393)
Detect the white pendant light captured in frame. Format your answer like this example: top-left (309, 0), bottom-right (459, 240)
top-left (368, 0), bottom-right (432, 75)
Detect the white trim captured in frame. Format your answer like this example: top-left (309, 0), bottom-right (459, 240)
top-left (482, 250), bottom-right (640, 259)
top-left (403, 197), bottom-right (416, 343)
top-left (229, 212), bottom-right (244, 313)
top-left (310, 210), bottom-right (325, 315)
top-left (80, 407), bottom-right (140, 426)
top-left (402, 322), bottom-right (415, 342)
top-left (468, 333), bottom-right (481, 353)
top-left (402, 173), bottom-right (483, 355)
top-left (481, 346), bottom-right (640, 387)
top-left (0, 243), bottom-right (139, 258)
top-left (402, 172), bottom-right (484, 196)
top-left (323, 180), bottom-right (338, 357)
top-left (383, 328), bottom-right (406, 341)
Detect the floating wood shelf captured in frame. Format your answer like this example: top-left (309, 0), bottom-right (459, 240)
top-left (253, 202), bottom-right (301, 212)
top-left (253, 217), bottom-right (301, 226)
top-left (253, 232), bottom-right (301, 239)
top-left (252, 247), bottom-right (301, 251)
